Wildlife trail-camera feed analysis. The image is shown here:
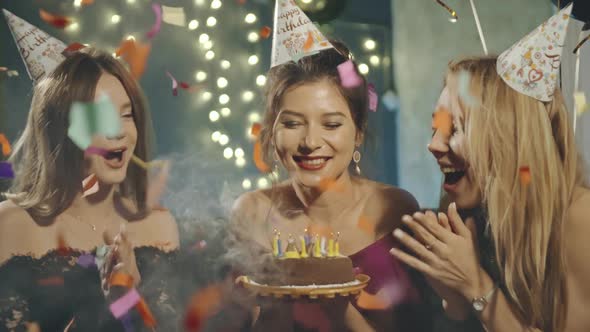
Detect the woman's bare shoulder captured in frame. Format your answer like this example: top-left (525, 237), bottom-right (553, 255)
top-left (0, 200), bottom-right (42, 263)
top-left (565, 187), bottom-right (590, 276)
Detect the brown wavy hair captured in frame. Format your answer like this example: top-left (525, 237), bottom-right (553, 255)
top-left (4, 48), bottom-right (152, 219)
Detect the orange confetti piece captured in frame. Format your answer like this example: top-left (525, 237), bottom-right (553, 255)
top-left (62, 42), bottom-right (86, 56)
top-left (519, 166), bottom-right (531, 186)
top-left (259, 26), bottom-right (272, 39)
top-left (39, 9), bottom-right (72, 29)
top-left (250, 123), bottom-right (262, 138)
top-left (432, 107), bottom-right (453, 136)
top-left (57, 233), bottom-right (73, 256)
top-left (0, 133), bottom-right (12, 156)
top-left (115, 39), bottom-right (151, 79)
top-left (356, 290), bottom-right (388, 310)
top-left (356, 216), bottom-right (374, 235)
top-left (136, 298), bottom-right (157, 328)
top-left (184, 283), bottom-right (224, 331)
top-left (37, 276), bottom-right (64, 286)
top-left (303, 31), bottom-right (314, 51)
top-left (253, 140), bottom-right (270, 173)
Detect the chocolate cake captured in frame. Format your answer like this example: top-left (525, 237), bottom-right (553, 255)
top-left (256, 256), bottom-right (355, 286)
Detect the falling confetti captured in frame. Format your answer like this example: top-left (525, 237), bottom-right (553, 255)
top-left (337, 60), bottom-right (363, 88)
top-left (109, 288), bottom-right (141, 319)
top-left (165, 71), bottom-right (179, 96)
top-left (146, 4), bottom-right (163, 39)
top-left (0, 133), bottom-right (12, 156)
top-left (82, 174), bottom-right (99, 197)
top-left (574, 91), bottom-right (588, 116)
top-left (519, 166), bottom-right (531, 186)
top-left (39, 9), bottom-right (72, 29)
top-left (457, 70), bottom-right (478, 107)
top-left (161, 5), bottom-right (186, 27)
top-left (250, 123), bottom-right (262, 138)
top-left (253, 139), bottom-right (270, 173)
top-left (184, 283), bottom-right (224, 332)
top-left (367, 83), bottom-right (378, 112)
top-left (356, 290), bottom-right (389, 310)
top-left (259, 26), bottom-right (272, 39)
top-left (67, 94), bottom-right (122, 150)
top-left (432, 107), bottom-right (453, 137)
top-left (0, 162), bottom-right (14, 178)
top-left (136, 298), bottom-right (157, 328)
top-left (76, 254), bottom-right (96, 268)
top-left (115, 39), bottom-right (151, 79)
top-left (62, 42), bottom-right (86, 57)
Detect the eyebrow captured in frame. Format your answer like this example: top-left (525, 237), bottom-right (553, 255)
top-left (121, 102), bottom-right (132, 110)
top-left (278, 110), bottom-right (347, 118)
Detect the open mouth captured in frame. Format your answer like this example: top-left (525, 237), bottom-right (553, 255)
top-left (442, 167), bottom-right (466, 185)
top-left (104, 148), bottom-right (126, 162)
top-left (293, 156), bottom-right (331, 170)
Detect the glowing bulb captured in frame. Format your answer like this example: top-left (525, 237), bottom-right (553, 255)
top-left (219, 134), bottom-right (229, 146)
top-left (244, 13), bottom-right (257, 24)
top-left (111, 15), bottom-right (121, 24)
top-left (364, 39), bottom-right (376, 50)
top-left (220, 60), bottom-right (231, 69)
top-left (369, 55), bottom-right (380, 66)
top-left (219, 94), bottom-right (230, 105)
top-left (236, 158), bottom-right (246, 168)
top-left (248, 112), bottom-right (261, 122)
top-left (199, 33), bottom-right (210, 44)
top-left (195, 71), bottom-right (207, 82)
top-left (257, 177), bottom-right (269, 189)
top-left (301, 0), bottom-right (312, 3)
top-left (217, 77), bottom-right (228, 89)
top-left (201, 91), bottom-right (212, 101)
top-left (220, 107), bottom-right (231, 117)
top-left (209, 110), bottom-right (220, 122)
top-left (211, 131), bottom-right (221, 142)
top-left (256, 75), bottom-right (266, 86)
top-left (358, 63), bottom-right (369, 74)
top-left (242, 179), bottom-right (252, 189)
top-left (248, 55), bottom-right (259, 65)
top-left (206, 17), bottom-right (217, 27)
top-left (188, 20), bottom-right (199, 30)
top-left (74, 0), bottom-right (83, 8)
top-left (223, 147), bottom-right (234, 159)
top-left (235, 148), bottom-right (245, 158)
top-left (247, 31), bottom-right (259, 43)
top-left (242, 90), bottom-right (254, 102)
top-left (202, 41), bottom-right (213, 50)
top-left (127, 0), bottom-right (136, 3)
top-left (126, 35), bottom-right (135, 41)
top-left (195, 0), bottom-right (206, 6)
top-left (66, 22), bottom-right (79, 32)
top-left (211, 0), bottom-right (222, 9)
top-left (205, 50), bottom-right (215, 60)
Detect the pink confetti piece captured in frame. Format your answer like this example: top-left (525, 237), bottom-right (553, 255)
top-left (76, 254), bottom-right (96, 268)
top-left (84, 146), bottom-right (108, 157)
top-left (368, 83), bottom-right (378, 112)
top-left (146, 4), bottom-right (163, 39)
top-left (110, 288), bottom-right (141, 319)
top-left (337, 60), bottom-right (363, 88)
top-left (0, 162), bottom-right (14, 178)
top-left (165, 71), bottom-right (179, 96)
top-left (82, 174), bottom-right (99, 197)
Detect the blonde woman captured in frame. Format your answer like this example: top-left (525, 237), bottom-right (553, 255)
top-left (390, 56), bottom-right (590, 332)
top-left (0, 48), bottom-right (179, 331)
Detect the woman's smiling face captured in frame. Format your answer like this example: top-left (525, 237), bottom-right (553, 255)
top-left (273, 78), bottom-right (361, 188)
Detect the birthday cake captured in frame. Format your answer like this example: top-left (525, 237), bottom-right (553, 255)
top-left (255, 232), bottom-right (355, 286)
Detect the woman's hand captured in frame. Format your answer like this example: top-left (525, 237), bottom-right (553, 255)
top-left (390, 203), bottom-right (489, 302)
top-left (100, 224), bottom-right (141, 294)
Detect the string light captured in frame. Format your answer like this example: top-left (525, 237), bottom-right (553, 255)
top-left (248, 112), bottom-right (261, 122)
top-left (248, 55), bottom-right (259, 65)
top-left (188, 20), bottom-right (199, 30)
top-left (236, 158), bottom-right (246, 168)
top-left (127, 0), bottom-right (136, 4)
top-left (206, 17), bottom-right (217, 27)
top-left (242, 90), bottom-right (254, 102)
top-left (257, 178), bottom-right (269, 188)
top-left (209, 110), bottom-right (220, 122)
top-left (234, 148), bottom-right (245, 158)
top-left (220, 60), bottom-right (231, 69)
top-left (74, 0), bottom-right (83, 8)
top-left (211, 0), bottom-right (222, 9)
top-left (242, 179), bottom-right (252, 189)
top-left (195, 71), bottom-right (207, 82)
top-left (256, 75), bottom-right (266, 86)
top-left (217, 77), bottom-right (228, 89)
top-left (223, 147), bottom-right (234, 159)
top-left (244, 13), bottom-right (257, 24)
top-left (199, 33), bottom-right (210, 43)
top-left (358, 63), bottom-right (369, 74)
top-left (219, 134), bottom-right (229, 146)
top-left (364, 39), bottom-right (376, 50)
top-left (247, 31), bottom-right (259, 43)
top-left (195, 0), bottom-right (206, 6)
top-left (220, 107), bottom-right (231, 117)
top-left (369, 55), bottom-right (380, 66)
top-left (219, 94), bottom-right (230, 105)
top-left (201, 91), bottom-right (212, 102)
top-left (211, 131), bottom-right (221, 142)
top-left (66, 22), bottom-right (79, 32)
top-left (205, 50), bottom-right (215, 60)
top-left (111, 15), bottom-right (121, 24)
top-left (202, 41), bottom-right (213, 50)
top-left (126, 35), bottom-right (136, 41)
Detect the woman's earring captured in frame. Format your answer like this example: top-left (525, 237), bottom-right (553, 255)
top-left (353, 150), bottom-right (361, 175)
top-left (272, 150), bottom-right (281, 181)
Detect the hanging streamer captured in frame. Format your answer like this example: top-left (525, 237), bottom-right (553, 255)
top-left (468, 0), bottom-right (488, 54)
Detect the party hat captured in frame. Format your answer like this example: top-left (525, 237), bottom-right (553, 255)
top-left (2, 9), bottom-right (67, 81)
top-left (496, 4), bottom-right (573, 102)
top-left (270, 0), bottom-right (334, 68)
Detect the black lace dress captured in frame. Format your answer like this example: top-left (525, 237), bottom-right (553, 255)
top-left (0, 247), bottom-right (180, 332)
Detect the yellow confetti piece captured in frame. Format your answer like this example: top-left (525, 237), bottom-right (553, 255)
top-left (574, 91), bottom-right (588, 116)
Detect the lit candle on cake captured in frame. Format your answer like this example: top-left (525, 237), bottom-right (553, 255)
top-left (277, 231), bottom-right (283, 257)
top-left (300, 235), bottom-right (309, 258)
top-left (283, 234), bottom-right (301, 259)
top-left (335, 232), bottom-right (340, 256)
top-left (320, 236), bottom-right (327, 257)
top-left (272, 229), bottom-right (279, 257)
top-left (327, 233), bottom-right (335, 257)
top-left (313, 234), bottom-right (321, 257)
top-left (304, 227), bottom-right (311, 246)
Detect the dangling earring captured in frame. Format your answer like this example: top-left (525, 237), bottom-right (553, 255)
top-left (353, 150), bottom-right (361, 175)
top-left (272, 150), bottom-right (281, 181)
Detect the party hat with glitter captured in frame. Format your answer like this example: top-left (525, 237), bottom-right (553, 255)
top-left (270, 0), bottom-right (334, 68)
top-left (496, 4), bottom-right (573, 102)
top-left (2, 9), bottom-right (67, 81)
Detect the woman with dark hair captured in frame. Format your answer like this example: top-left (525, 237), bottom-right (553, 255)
top-left (0, 48), bottom-right (179, 331)
top-left (227, 39), bottom-right (426, 331)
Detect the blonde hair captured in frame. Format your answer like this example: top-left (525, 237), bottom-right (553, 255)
top-left (4, 48), bottom-right (152, 219)
top-left (446, 56), bottom-right (586, 331)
